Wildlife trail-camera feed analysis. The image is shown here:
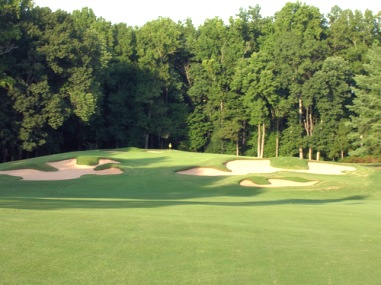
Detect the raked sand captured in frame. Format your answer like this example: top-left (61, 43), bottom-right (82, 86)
top-left (0, 158), bottom-right (356, 185)
top-left (177, 159), bottom-right (356, 187)
top-left (0, 159), bottom-right (122, 181)
top-left (178, 160), bottom-right (356, 176)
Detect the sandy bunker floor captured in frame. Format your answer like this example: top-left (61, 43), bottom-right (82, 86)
top-left (178, 160), bottom-right (356, 176)
top-left (240, 179), bottom-right (319, 187)
top-left (177, 159), bottom-right (356, 187)
top-left (0, 159), bottom-right (122, 181)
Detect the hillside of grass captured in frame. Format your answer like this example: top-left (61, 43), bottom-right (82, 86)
top-left (1, 149), bottom-right (380, 284)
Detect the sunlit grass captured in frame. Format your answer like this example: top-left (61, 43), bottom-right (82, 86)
top-left (1, 149), bottom-right (380, 284)
top-left (76, 156), bottom-right (100, 166)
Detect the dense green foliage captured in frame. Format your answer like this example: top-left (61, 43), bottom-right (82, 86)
top-left (1, 1), bottom-right (380, 161)
top-left (1, 149), bottom-right (381, 284)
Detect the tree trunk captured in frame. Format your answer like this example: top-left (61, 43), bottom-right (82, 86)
top-left (145, 107), bottom-right (152, 149)
top-left (299, 147), bottom-right (304, 159)
top-left (257, 123), bottom-right (261, 158)
top-left (159, 134), bottom-right (163, 149)
top-left (184, 64), bottom-right (192, 85)
top-left (316, 151), bottom-right (320, 161)
top-left (276, 118), bottom-right (279, 158)
top-left (299, 97), bottom-right (303, 159)
top-left (2, 149), bottom-right (7, 163)
top-left (144, 133), bottom-right (149, 149)
top-left (298, 98), bottom-right (303, 124)
top-left (341, 150), bottom-right (344, 160)
top-left (236, 140), bottom-right (239, 156)
top-left (276, 136), bottom-right (279, 158)
top-left (220, 100), bottom-right (224, 154)
top-left (308, 147), bottom-right (312, 160)
top-left (242, 121), bottom-right (247, 149)
top-left (261, 123), bottom-right (265, 158)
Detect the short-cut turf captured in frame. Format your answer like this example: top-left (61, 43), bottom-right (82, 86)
top-left (76, 156), bottom-right (100, 166)
top-left (270, 156), bottom-right (309, 170)
top-left (1, 149), bottom-right (381, 285)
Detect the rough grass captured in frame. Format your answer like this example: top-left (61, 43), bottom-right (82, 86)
top-left (1, 149), bottom-right (381, 285)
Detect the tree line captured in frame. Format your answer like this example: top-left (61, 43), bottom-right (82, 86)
top-left (1, 0), bottom-right (380, 162)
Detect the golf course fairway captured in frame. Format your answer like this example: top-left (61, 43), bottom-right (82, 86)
top-left (1, 148), bottom-right (380, 284)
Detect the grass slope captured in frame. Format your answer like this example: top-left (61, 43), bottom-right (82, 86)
top-left (1, 149), bottom-right (381, 284)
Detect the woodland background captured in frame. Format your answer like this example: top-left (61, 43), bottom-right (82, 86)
top-left (1, 0), bottom-right (380, 162)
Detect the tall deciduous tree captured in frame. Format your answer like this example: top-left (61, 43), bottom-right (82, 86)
top-left (348, 45), bottom-right (381, 156)
top-left (303, 56), bottom-right (352, 159)
top-left (232, 51), bottom-right (277, 158)
top-left (136, 18), bottom-right (187, 149)
top-left (0, 0), bottom-right (33, 160)
top-left (268, 2), bottom-right (328, 158)
top-left (5, 7), bottom-right (70, 155)
top-left (328, 7), bottom-right (380, 74)
top-left (103, 23), bottom-right (137, 147)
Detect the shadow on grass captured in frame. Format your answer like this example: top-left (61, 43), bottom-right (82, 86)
top-left (0, 195), bottom-right (367, 210)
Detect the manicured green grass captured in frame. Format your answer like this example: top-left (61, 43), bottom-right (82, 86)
top-left (270, 156), bottom-right (309, 170)
top-left (0, 162), bottom-right (58, 172)
top-left (1, 149), bottom-right (381, 284)
top-left (76, 156), bottom-right (100, 166)
top-left (243, 176), bottom-right (315, 185)
top-left (241, 176), bottom-right (271, 185)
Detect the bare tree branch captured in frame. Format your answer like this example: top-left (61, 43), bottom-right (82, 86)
top-left (0, 43), bottom-right (17, 55)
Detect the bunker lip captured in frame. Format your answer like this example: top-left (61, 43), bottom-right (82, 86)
top-left (0, 159), bottom-right (122, 181)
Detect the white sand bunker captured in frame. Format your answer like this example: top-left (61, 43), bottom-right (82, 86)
top-left (240, 179), bottom-right (319, 188)
top-left (177, 160), bottom-right (356, 176)
top-left (177, 159), bottom-right (356, 188)
top-left (0, 159), bottom-right (122, 181)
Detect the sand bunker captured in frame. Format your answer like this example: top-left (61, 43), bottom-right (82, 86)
top-left (296, 162), bottom-right (356, 175)
top-left (240, 179), bottom-right (319, 188)
top-left (0, 159), bottom-right (122, 181)
top-left (177, 160), bottom-right (356, 176)
top-left (177, 159), bottom-right (355, 188)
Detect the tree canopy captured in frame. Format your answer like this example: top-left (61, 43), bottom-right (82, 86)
top-left (0, 1), bottom-right (380, 161)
